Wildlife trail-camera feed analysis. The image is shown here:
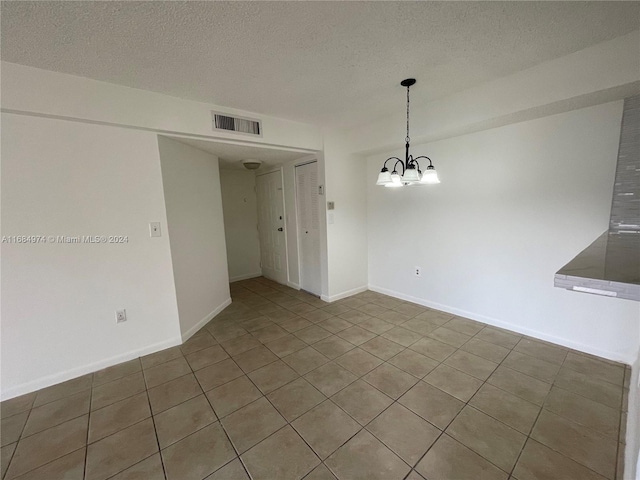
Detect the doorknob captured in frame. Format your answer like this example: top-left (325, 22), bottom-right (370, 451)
top-left (277, 227), bottom-right (283, 231)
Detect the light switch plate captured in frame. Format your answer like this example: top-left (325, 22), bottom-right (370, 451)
top-left (149, 222), bottom-right (161, 237)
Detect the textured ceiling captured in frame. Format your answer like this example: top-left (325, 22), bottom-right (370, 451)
top-left (168, 137), bottom-right (308, 170)
top-left (2, 1), bottom-right (639, 128)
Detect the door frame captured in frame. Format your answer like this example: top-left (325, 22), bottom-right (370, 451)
top-left (255, 166), bottom-right (290, 286)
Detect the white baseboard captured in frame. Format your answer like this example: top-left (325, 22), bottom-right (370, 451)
top-left (181, 298), bottom-right (232, 342)
top-left (368, 284), bottom-right (635, 365)
top-left (321, 285), bottom-right (369, 303)
top-left (0, 336), bottom-right (182, 401)
top-left (287, 281), bottom-right (301, 290)
top-left (229, 272), bottom-right (262, 283)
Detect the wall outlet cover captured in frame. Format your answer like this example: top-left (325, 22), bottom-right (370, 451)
top-left (116, 309), bottom-right (127, 323)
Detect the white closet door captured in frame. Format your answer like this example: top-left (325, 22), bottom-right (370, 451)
top-left (256, 170), bottom-right (287, 285)
top-left (296, 162), bottom-right (320, 296)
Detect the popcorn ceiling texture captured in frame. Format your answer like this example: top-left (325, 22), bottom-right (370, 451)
top-left (1, 1), bottom-right (638, 128)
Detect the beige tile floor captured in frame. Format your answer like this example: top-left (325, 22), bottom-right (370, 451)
top-left (0, 277), bottom-right (630, 480)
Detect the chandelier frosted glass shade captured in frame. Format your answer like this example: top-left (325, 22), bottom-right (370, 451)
top-left (376, 78), bottom-right (441, 188)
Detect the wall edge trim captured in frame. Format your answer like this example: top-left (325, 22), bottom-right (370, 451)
top-left (321, 285), bottom-right (368, 303)
top-left (180, 298), bottom-right (232, 343)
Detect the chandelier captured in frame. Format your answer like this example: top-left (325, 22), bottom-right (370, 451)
top-left (376, 78), bottom-right (440, 187)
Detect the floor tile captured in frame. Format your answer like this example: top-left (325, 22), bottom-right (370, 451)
top-left (185, 345), bottom-right (229, 371)
top-left (363, 363), bottom-right (418, 399)
top-left (514, 338), bottom-right (567, 365)
top-left (331, 379), bottom-right (393, 426)
top-left (85, 418), bottom-right (157, 480)
top-left (162, 422), bottom-right (236, 480)
top-left (6, 415), bottom-right (88, 478)
top-left (252, 324), bottom-right (289, 343)
top-left (92, 372), bottom-right (146, 411)
top-left (563, 352), bottom-right (625, 386)
top-left (381, 327), bottom-right (423, 347)
top-left (304, 463), bottom-right (337, 480)
top-left (143, 356), bottom-right (192, 389)
top-left (295, 325), bottom-right (333, 344)
top-left (265, 334), bottom-right (307, 357)
top-left (233, 345), bottom-right (279, 373)
top-left (9, 447), bottom-right (86, 480)
top-left (446, 406), bottom-right (526, 472)
top-left (1, 393), bottom-right (36, 419)
top-left (487, 366), bottom-right (551, 406)
top-left (1, 443), bottom-right (16, 478)
top-left (502, 351), bottom-right (560, 383)
top-left (357, 303), bottom-right (391, 317)
top-left (325, 429), bottom-right (410, 480)
top-left (398, 381), bottom-right (464, 430)
top-left (206, 458), bottom-right (250, 480)
top-left (409, 337), bottom-right (456, 362)
top-left (292, 400), bottom-right (361, 459)
top-left (108, 453), bottom-right (165, 480)
top-left (444, 316), bottom-right (485, 336)
top-left (1, 412), bottom-right (27, 447)
top-left (444, 350), bottom-right (498, 381)
top-left (88, 391), bottom-right (151, 443)
top-left (460, 337), bottom-right (510, 363)
top-left (206, 375), bottom-right (263, 418)
top-left (424, 364), bottom-right (483, 402)
top-left (288, 303), bottom-right (318, 315)
top-left (336, 326), bottom-right (377, 346)
top-left (222, 397), bottom-right (286, 453)
top-left (283, 347), bottom-right (330, 375)
top-left (367, 403), bottom-right (440, 466)
top-left (402, 317), bottom-right (441, 336)
top-left (376, 310), bottom-right (412, 325)
top-left (388, 349), bottom-right (438, 378)
top-left (180, 330), bottom-right (218, 356)
top-left (147, 373), bottom-right (202, 414)
top-left (338, 310), bottom-right (374, 324)
top-left (301, 309), bottom-right (334, 323)
top-left (312, 335), bottom-right (355, 359)
top-left (513, 439), bottom-right (608, 480)
top-left (555, 366), bottom-right (622, 409)
top-left (241, 316), bottom-right (274, 333)
top-left (335, 348), bottom-right (383, 376)
top-left (405, 471), bottom-right (426, 480)
top-left (416, 434), bottom-right (508, 480)
top-left (394, 303), bottom-right (427, 318)
top-left (220, 334), bottom-right (262, 356)
top-left (469, 383), bottom-right (540, 434)
top-left (242, 425), bottom-right (320, 480)
top-left (428, 327), bottom-right (471, 348)
top-left (248, 360), bottom-right (300, 394)
top-left (25, 390), bottom-right (91, 439)
top-left (475, 326), bottom-right (521, 349)
top-left (154, 394), bottom-right (216, 448)
top-left (304, 362), bottom-right (357, 396)
top-left (267, 378), bottom-right (326, 422)
top-left (195, 358), bottom-right (244, 391)
top-left (210, 324), bottom-right (249, 343)
top-left (360, 336), bottom-right (405, 361)
top-left (279, 317), bottom-right (314, 333)
top-left (140, 346), bottom-right (184, 370)
top-left (93, 359), bottom-right (142, 387)
top-left (33, 374), bottom-right (92, 407)
top-left (317, 317), bottom-right (353, 334)
top-left (358, 317), bottom-right (394, 335)
top-left (544, 386), bottom-right (620, 439)
top-left (321, 303), bottom-right (352, 316)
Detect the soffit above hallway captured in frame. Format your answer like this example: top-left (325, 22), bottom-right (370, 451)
top-left (1, 1), bottom-right (638, 129)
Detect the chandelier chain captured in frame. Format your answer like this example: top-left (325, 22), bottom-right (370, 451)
top-left (405, 85), bottom-right (410, 143)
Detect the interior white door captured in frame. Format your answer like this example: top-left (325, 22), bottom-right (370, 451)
top-left (256, 170), bottom-right (288, 285)
top-left (296, 161), bottom-right (321, 296)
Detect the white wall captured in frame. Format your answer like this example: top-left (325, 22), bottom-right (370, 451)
top-left (219, 169), bottom-right (262, 282)
top-left (1, 113), bottom-right (182, 399)
top-left (367, 101), bottom-right (640, 364)
top-left (158, 137), bottom-right (230, 340)
top-left (323, 133), bottom-right (369, 300)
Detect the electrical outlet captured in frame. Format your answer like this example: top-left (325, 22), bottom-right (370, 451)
top-left (414, 266), bottom-right (422, 277)
top-left (116, 309), bottom-right (127, 323)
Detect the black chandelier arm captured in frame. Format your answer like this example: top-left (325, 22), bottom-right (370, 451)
top-left (412, 155), bottom-right (434, 167)
top-left (383, 156), bottom-right (403, 170)
top-left (393, 159), bottom-right (405, 174)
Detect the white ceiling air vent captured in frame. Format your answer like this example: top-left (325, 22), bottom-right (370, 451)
top-left (212, 112), bottom-right (262, 136)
